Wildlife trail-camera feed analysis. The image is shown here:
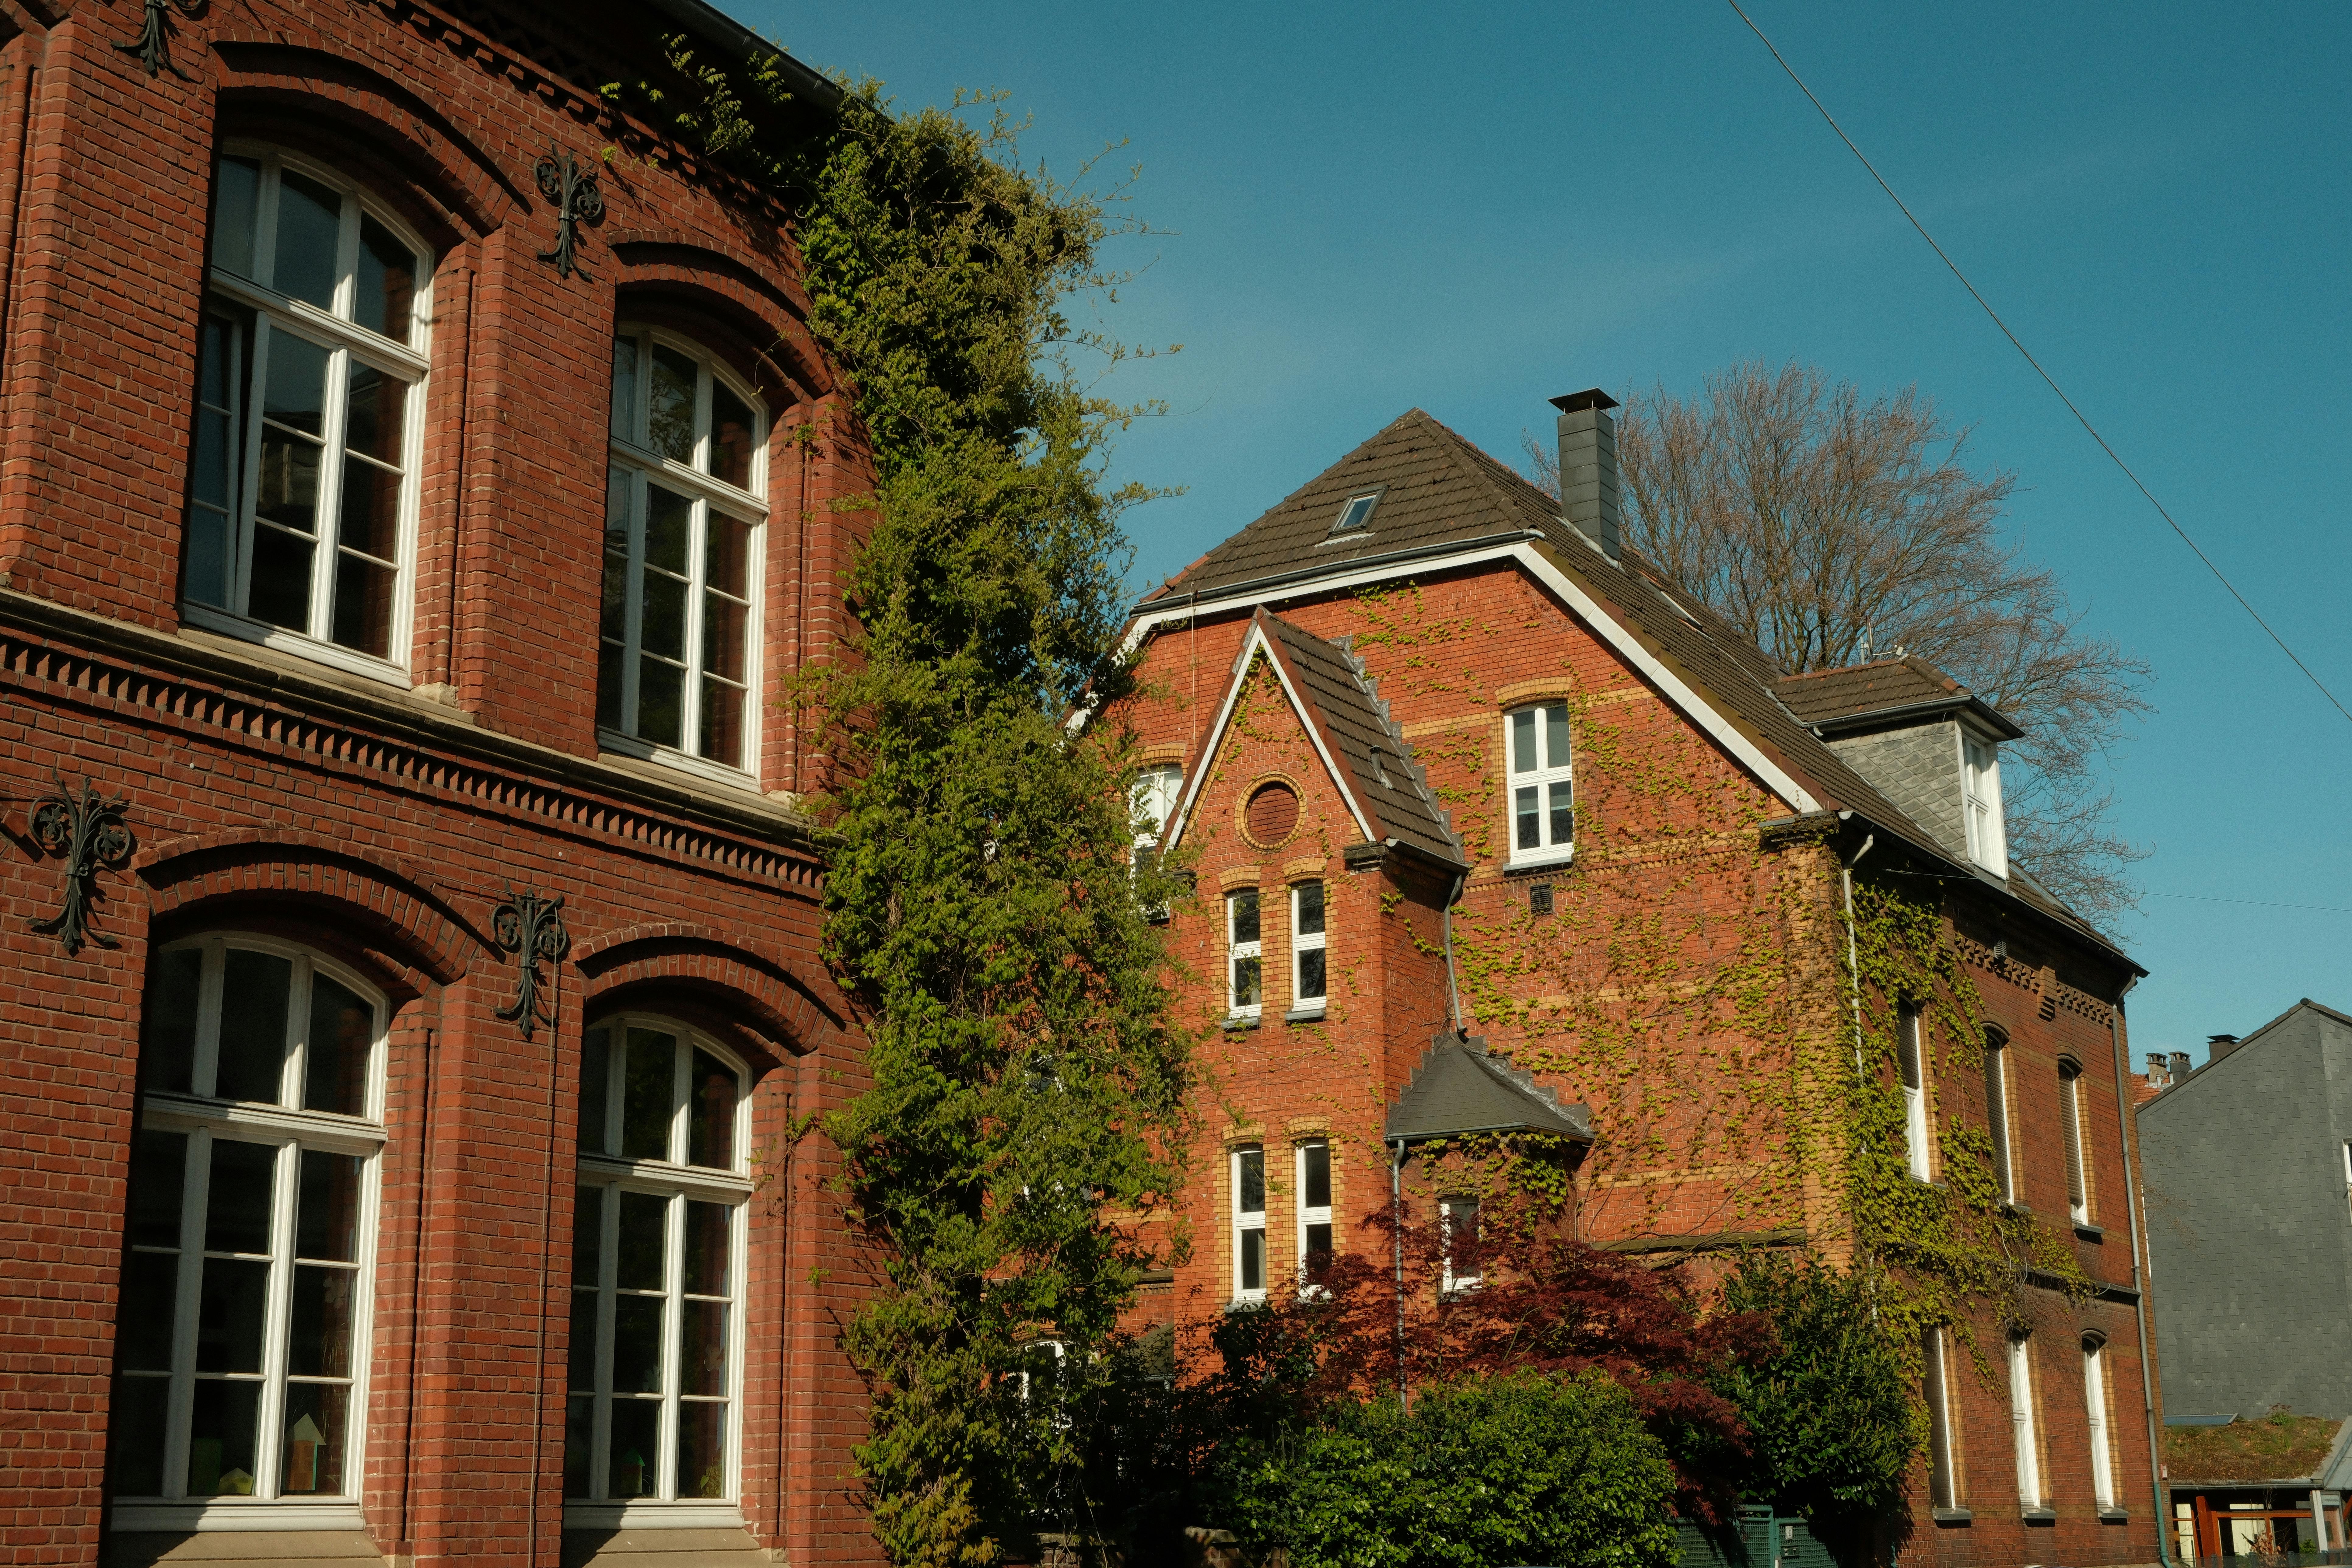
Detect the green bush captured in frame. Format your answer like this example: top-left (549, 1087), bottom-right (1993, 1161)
top-left (1217, 1372), bottom-right (1679, 1568)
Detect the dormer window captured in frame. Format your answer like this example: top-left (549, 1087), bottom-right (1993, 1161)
top-left (1960, 734), bottom-right (2006, 877)
top-left (1328, 491), bottom-right (1381, 535)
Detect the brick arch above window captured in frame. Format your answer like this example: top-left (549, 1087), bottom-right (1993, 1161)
top-left (573, 924), bottom-right (848, 1059)
top-left (611, 246), bottom-right (835, 400)
top-left (134, 829), bottom-right (484, 986)
top-left (214, 47), bottom-right (529, 242)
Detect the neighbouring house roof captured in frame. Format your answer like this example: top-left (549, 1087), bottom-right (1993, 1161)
top-left (1775, 655), bottom-right (2025, 741)
top-left (2150, 999), bottom-right (2352, 1104)
top-left (1134, 407), bottom-right (2135, 970)
top-left (1163, 607), bottom-right (1467, 871)
top-left (1386, 1035), bottom-right (1596, 1144)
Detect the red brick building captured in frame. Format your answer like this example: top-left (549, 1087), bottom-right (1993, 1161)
top-left (0, 2), bottom-right (882, 1564)
top-left (1120, 395), bottom-right (2164, 1566)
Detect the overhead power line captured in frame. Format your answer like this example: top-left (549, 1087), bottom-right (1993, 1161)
top-left (2144, 891), bottom-right (2352, 917)
top-left (1724, 0), bottom-right (2352, 729)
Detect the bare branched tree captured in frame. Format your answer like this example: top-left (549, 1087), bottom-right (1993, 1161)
top-left (1525, 360), bottom-right (2151, 926)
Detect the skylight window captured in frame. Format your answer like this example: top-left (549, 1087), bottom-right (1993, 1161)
top-left (1329, 491), bottom-right (1381, 534)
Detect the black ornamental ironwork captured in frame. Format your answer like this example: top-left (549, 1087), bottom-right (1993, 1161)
top-left (116, 0), bottom-right (207, 80)
top-left (25, 773), bottom-right (134, 956)
top-left (491, 884), bottom-right (570, 1038)
top-left (534, 152), bottom-right (603, 279)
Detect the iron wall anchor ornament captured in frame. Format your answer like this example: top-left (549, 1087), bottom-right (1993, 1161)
top-left (26, 773), bottom-right (134, 956)
top-left (491, 884), bottom-right (570, 1038)
top-left (116, 0), bottom-right (207, 80)
top-left (534, 152), bottom-right (604, 279)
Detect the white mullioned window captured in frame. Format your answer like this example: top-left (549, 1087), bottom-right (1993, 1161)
top-left (1291, 882), bottom-right (1327, 1014)
top-left (1232, 1147), bottom-right (1267, 1302)
top-left (2083, 1335), bottom-right (2117, 1508)
top-left (568, 1018), bottom-right (751, 1521)
top-left (1923, 1328), bottom-right (1959, 1510)
top-left (1506, 704), bottom-right (1573, 865)
top-left (1897, 1004), bottom-right (1931, 1181)
top-left (1227, 889), bottom-right (1263, 1019)
top-left (2009, 1334), bottom-right (2043, 1509)
top-left (1961, 733), bottom-right (2007, 877)
top-left (1440, 1196), bottom-right (1482, 1294)
top-left (112, 935), bottom-right (386, 1526)
top-left (1295, 1140), bottom-right (1333, 1280)
top-left (1131, 763), bottom-right (1182, 853)
top-left (1985, 1032), bottom-right (2016, 1205)
top-left (2061, 1063), bottom-right (2091, 1226)
top-left (187, 146), bottom-right (432, 680)
top-left (601, 327), bottom-right (768, 781)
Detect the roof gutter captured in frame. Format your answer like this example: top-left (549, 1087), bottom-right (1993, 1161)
top-left (642, 0), bottom-right (845, 110)
top-left (1130, 530), bottom-right (1544, 623)
top-left (1806, 695), bottom-right (2025, 743)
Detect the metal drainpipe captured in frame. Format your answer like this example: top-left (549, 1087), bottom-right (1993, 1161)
top-left (1441, 867), bottom-right (1467, 1035)
top-left (1390, 1137), bottom-right (1408, 1409)
top-left (1842, 826), bottom-right (1876, 1078)
top-left (2108, 975), bottom-right (2172, 1564)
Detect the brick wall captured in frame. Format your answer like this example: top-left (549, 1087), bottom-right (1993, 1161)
top-left (0, 3), bottom-right (883, 1564)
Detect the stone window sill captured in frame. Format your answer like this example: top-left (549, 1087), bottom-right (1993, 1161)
top-left (2021, 1507), bottom-right (2057, 1525)
top-left (1930, 1507), bottom-right (1972, 1525)
top-left (1284, 1007), bottom-right (1327, 1025)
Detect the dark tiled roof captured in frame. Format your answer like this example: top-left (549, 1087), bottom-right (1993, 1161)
top-left (1776, 655), bottom-right (2023, 740)
top-left (1254, 608), bottom-right (1465, 870)
top-left (1386, 1035), bottom-right (1595, 1143)
top-left (1140, 408), bottom-right (2133, 966)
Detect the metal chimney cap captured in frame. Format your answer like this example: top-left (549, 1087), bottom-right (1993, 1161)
top-left (2207, 1033), bottom-right (2239, 1046)
top-left (1548, 388), bottom-right (1620, 414)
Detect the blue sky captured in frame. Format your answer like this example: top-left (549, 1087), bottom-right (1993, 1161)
top-left (731, 1), bottom-right (2352, 1066)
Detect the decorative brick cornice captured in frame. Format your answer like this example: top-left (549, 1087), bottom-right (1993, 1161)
top-left (0, 591), bottom-right (822, 897)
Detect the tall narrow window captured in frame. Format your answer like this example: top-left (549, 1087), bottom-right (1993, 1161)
top-left (1131, 764), bottom-right (1182, 854)
top-left (1296, 1140), bottom-right (1332, 1281)
top-left (1506, 705), bottom-right (1574, 865)
top-left (1897, 1004), bottom-right (1931, 1181)
top-left (1227, 890), bottom-right (1262, 1019)
top-left (2060, 1063), bottom-right (2090, 1226)
top-left (188, 148), bottom-right (430, 677)
top-left (111, 936), bottom-right (385, 1519)
top-left (568, 1019), bottom-right (750, 1516)
top-left (2008, 1334), bottom-right (2042, 1509)
top-left (1924, 1329), bottom-right (1958, 1510)
top-left (1232, 1148), bottom-right (1266, 1302)
top-left (1961, 734), bottom-right (2007, 876)
top-left (602, 328), bottom-right (768, 778)
top-left (1985, 1032), bottom-right (2015, 1205)
top-left (1439, 1197), bottom-right (1482, 1294)
top-left (2083, 1335), bottom-right (2117, 1509)
top-left (1291, 883), bottom-right (1326, 1015)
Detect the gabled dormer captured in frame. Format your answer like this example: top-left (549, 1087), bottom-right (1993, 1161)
top-left (1777, 656), bottom-right (2025, 879)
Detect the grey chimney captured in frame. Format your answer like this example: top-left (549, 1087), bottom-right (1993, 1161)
top-left (1550, 388), bottom-right (1622, 561)
top-left (2170, 1050), bottom-right (2193, 1079)
top-left (2146, 1052), bottom-right (2169, 1085)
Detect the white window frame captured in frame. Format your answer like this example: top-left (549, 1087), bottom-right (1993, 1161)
top-left (1231, 1147), bottom-right (1267, 1303)
top-left (1132, 763), bottom-right (1182, 852)
top-left (1295, 1140), bottom-right (1333, 1283)
top-left (1960, 731), bottom-right (2008, 877)
top-left (185, 144), bottom-right (433, 687)
top-left (1227, 889), bottom-right (1263, 1020)
top-left (112, 935), bottom-right (387, 1534)
top-left (2009, 1334), bottom-right (2043, 1510)
top-left (600, 325), bottom-right (769, 789)
top-left (1897, 1003), bottom-right (1931, 1181)
top-left (568, 1015), bottom-right (754, 1529)
top-left (1439, 1196), bottom-right (1482, 1294)
top-left (2061, 1063), bottom-right (2091, 1226)
top-left (1924, 1328), bottom-right (1959, 1510)
top-left (1505, 704), bottom-right (1574, 867)
top-left (1986, 1033), bottom-right (2016, 1206)
top-left (1290, 882), bottom-right (1327, 1016)
top-left (2084, 1336), bottom-right (2117, 1509)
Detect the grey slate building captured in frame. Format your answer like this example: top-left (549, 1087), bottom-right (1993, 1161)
top-left (2140, 999), bottom-right (2352, 1420)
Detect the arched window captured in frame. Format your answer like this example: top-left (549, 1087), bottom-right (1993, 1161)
top-left (185, 146), bottom-right (431, 677)
top-left (567, 1016), bottom-right (751, 1519)
top-left (112, 936), bottom-right (387, 1519)
top-left (600, 327), bottom-right (768, 779)
top-left (1504, 703), bottom-right (1573, 866)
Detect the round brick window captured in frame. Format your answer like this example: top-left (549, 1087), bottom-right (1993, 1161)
top-left (1244, 781), bottom-right (1300, 845)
